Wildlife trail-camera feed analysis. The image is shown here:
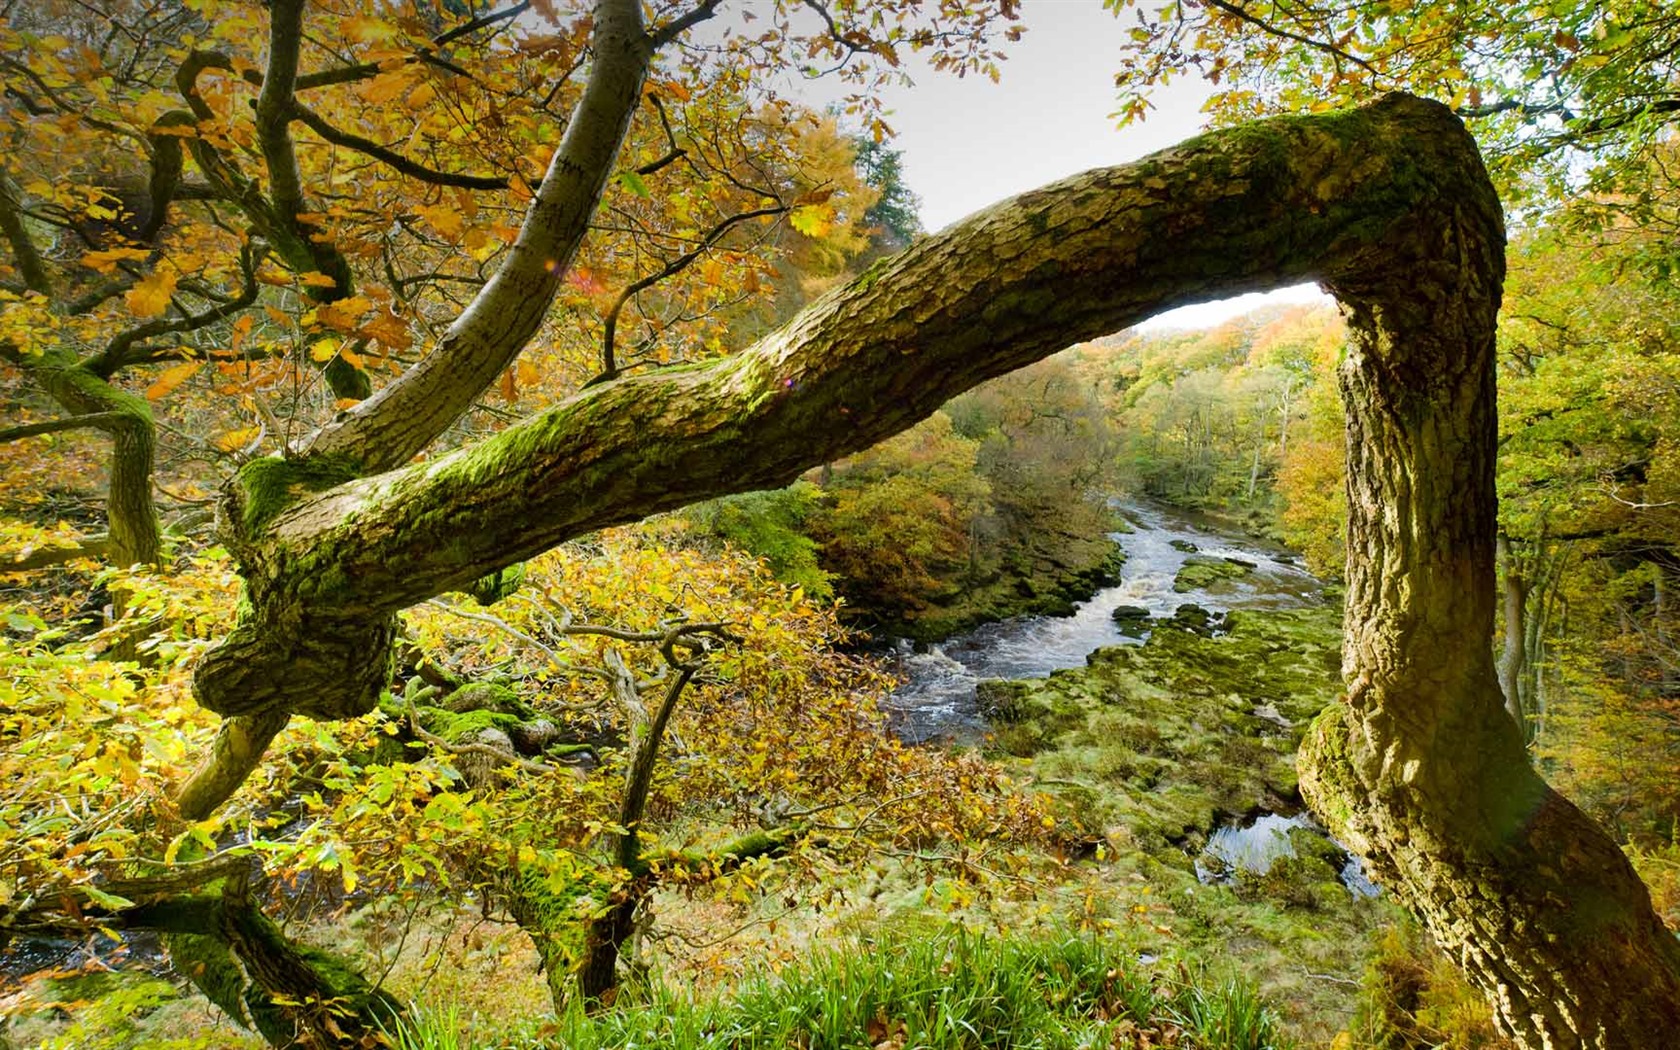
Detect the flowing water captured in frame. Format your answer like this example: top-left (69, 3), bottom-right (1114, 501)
top-left (883, 499), bottom-right (1325, 742)
top-left (882, 498), bottom-right (1375, 894)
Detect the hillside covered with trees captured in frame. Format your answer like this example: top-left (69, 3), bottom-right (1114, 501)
top-left (3, 1), bottom-right (1680, 1048)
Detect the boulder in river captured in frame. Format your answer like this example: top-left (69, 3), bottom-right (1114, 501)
top-left (1169, 539), bottom-right (1199, 553)
top-left (1173, 554), bottom-right (1254, 592)
top-left (1110, 604), bottom-right (1152, 637)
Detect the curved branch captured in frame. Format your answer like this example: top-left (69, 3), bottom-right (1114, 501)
top-left (287, 103), bottom-right (509, 190)
top-left (306, 0), bottom-right (655, 471)
top-left (598, 203), bottom-right (787, 380)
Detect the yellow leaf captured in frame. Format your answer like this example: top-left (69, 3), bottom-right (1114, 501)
top-left (340, 15), bottom-right (397, 43)
top-left (145, 361), bottom-right (202, 401)
top-left (215, 426), bottom-right (261, 452)
top-left (309, 338), bottom-right (341, 363)
top-left (125, 270), bottom-right (177, 318)
top-left (418, 203), bottom-right (462, 240)
top-left (788, 203), bottom-right (833, 238)
top-left (406, 80), bottom-right (436, 109)
top-left (298, 271), bottom-right (338, 289)
top-left (80, 247), bottom-right (150, 274)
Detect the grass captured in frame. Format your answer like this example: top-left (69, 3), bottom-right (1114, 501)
top-left (390, 928), bottom-right (1291, 1050)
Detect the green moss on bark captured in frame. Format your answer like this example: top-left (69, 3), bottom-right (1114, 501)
top-left (234, 452), bottom-right (362, 537)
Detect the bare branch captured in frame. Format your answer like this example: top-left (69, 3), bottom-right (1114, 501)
top-left (598, 203), bottom-right (787, 380)
top-left (1201, 0), bottom-right (1383, 81)
top-left (650, 0), bottom-right (723, 49)
top-left (288, 103), bottom-right (510, 190)
top-left (0, 413), bottom-right (130, 444)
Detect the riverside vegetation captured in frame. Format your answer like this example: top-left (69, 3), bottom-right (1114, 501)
top-left (6, 0), bottom-right (1680, 1047)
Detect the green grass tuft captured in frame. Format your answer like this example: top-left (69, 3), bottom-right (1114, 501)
top-left (390, 929), bottom-right (1292, 1050)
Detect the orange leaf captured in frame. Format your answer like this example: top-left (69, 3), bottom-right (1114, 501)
top-left (406, 80), bottom-right (436, 109)
top-left (298, 271), bottom-right (338, 289)
top-left (362, 70), bottom-right (411, 105)
top-left (230, 314), bottom-right (254, 353)
top-left (359, 308), bottom-right (412, 351)
top-left (500, 368), bottom-right (518, 404)
top-left (125, 270), bottom-right (177, 318)
top-left (145, 361), bottom-right (202, 400)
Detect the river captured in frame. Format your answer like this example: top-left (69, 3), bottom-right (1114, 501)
top-left (883, 499), bottom-right (1326, 743)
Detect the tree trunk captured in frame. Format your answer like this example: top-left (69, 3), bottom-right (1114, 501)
top-left (132, 891), bottom-right (405, 1048)
top-left (1296, 167), bottom-right (1680, 1044)
top-left (16, 348), bottom-right (161, 568)
top-left (1497, 532), bottom-right (1532, 733)
top-left (175, 92), bottom-right (1680, 1043)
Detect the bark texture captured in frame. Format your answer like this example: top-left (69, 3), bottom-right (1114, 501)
top-left (1295, 130), bottom-right (1680, 1044)
top-left (185, 92), bottom-right (1680, 1044)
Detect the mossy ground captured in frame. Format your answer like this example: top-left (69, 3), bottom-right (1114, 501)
top-left (972, 604), bottom-right (1407, 1040)
top-left (8, 608), bottom-right (1499, 1049)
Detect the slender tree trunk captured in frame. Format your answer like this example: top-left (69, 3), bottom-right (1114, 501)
top-left (12, 348), bottom-right (161, 568)
top-left (1497, 532), bottom-right (1532, 733)
top-left (1297, 169), bottom-right (1680, 1044)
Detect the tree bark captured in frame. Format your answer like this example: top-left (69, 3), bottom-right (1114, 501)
top-left (178, 92), bottom-right (1680, 1044)
top-left (1296, 153), bottom-right (1680, 1044)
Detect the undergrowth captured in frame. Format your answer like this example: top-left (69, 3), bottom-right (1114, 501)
top-left (389, 929), bottom-right (1290, 1050)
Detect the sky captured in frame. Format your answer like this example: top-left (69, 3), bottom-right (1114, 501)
top-left (767, 0), bottom-right (1332, 330)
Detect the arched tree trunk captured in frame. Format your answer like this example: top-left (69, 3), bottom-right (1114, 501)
top-left (170, 90), bottom-right (1680, 1045)
top-left (1297, 192), bottom-right (1680, 1043)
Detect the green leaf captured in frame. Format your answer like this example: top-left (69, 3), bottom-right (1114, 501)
top-left (82, 885), bottom-right (136, 911)
top-left (618, 170), bottom-right (650, 198)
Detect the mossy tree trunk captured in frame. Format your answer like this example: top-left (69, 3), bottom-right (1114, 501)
top-left (73, 885), bottom-right (406, 1049)
top-left (1296, 174), bottom-right (1680, 1043)
top-left (2, 350), bottom-right (161, 569)
top-left (168, 87), bottom-right (1680, 1045)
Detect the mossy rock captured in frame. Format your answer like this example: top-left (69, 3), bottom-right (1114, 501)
top-left (443, 680), bottom-right (531, 717)
top-left (1172, 555), bottom-right (1254, 592)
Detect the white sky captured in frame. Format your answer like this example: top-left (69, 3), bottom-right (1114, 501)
top-left (763, 0), bottom-right (1332, 330)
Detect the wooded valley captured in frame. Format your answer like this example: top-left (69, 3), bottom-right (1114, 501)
top-left (3, 1), bottom-right (1679, 1047)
